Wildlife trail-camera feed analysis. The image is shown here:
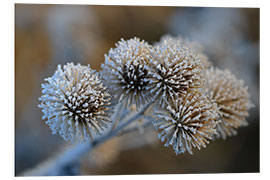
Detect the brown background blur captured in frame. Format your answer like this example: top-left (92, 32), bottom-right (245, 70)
top-left (15, 4), bottom-right (259, 175)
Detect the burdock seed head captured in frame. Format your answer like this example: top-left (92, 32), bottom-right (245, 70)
top-left (39, 62), bottom-right (111, 142)
top-left (100, 37), bottom-right (154, 108)
top-left (205, 67), bottom-right (254, 139)
top-left (148, 35), bottom-right (206, 107)
top-left (155, 35), bottom-right (212, 68)
top-left (153, 90), bottom-right (219, 155)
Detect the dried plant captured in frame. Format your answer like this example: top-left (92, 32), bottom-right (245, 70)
top-left (147, 35), bottom-right (205, 107)
top-left (155, 35), bottom-right (212, 68)
top-left (205, 67), bottom-right (254, 139)
top-left (100, 37), bottom-right (154, 108)
top-left (38, 63), bottom-right (111, 142)
top-left (153, 90), bottom-right (219, 155)
top-left (25, 35), bottom-right (254, 176)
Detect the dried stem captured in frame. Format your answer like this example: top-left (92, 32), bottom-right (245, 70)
top-left (118, 116), bottom-right (155, 136)
top-left (21, 95), bottom-right (158, 176)
top-left (111, 101), bottom-right (125, 130)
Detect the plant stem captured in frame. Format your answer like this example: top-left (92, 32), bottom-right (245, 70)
top-left (118, 116), bottom-right (154, 136)
top-left (21, 95), bottom-right (158, 176)
top-left (111, 101), bottom-right (125, 130)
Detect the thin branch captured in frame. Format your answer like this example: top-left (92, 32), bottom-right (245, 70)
top-left (21, 142), bottom-right (91, 176)
top-left (111, 101), bottom-right (125, 130)
top-left (21, 95), bottom-right (159, 176)
top-left (118, 116), bottom-right (155, 136)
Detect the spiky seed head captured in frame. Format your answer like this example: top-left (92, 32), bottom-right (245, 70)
top-left (148, 35), bottom-right (206, 107)
top-left (153, 90), bottom-right (219, 155)
top-left (205, 67), bottom-right (254, 139)
top-left (38, 63), bottom-right (111, 142)
top-left (100, 37), bottom-right (153, 108)
top-left (189, 42), bottom-right (212, 68)
top-left (155, 35), bottom-right (212, 68)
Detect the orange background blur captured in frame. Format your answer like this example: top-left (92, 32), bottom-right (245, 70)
top-left (15, 4), bottom-right (259, 175)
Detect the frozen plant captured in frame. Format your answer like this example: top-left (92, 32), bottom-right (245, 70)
top-left (148, 35), bottom-right (206, 107)
top-left (38, 63), bottom-right (111, 142)
top-left (153, 90), bottom-right (219, 155)
top-left (205, 67), bottom-right (254, 139)
top-left (23, 35), bottom-right (253, 176)
top-left (154, 35), bottom-right (212, 68)
top-left (100, 37), bottom-right (153, 108)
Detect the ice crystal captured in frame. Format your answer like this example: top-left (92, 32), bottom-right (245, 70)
top-left (153, 90), bottom-right (219, 155)
top-left (100, 37), bottom-right (153, 108)
top-left (39, 63), bottom-right (111, 142)
top-left (205, 67), bottom-right (254, 139)
top-left (148, 36), bottom-right (205, 106)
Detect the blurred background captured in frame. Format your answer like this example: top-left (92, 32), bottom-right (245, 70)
top-left (15, 4), bottom-right (259, 175)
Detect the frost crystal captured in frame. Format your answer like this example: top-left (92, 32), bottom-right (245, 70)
top-left (39, 63), bottom-right (111, 142)
top-left (148, 35), bottom-right (205, 106)
top-left (155, 35), bottom-right (212, 68)
top-left (153, 91), bottom-right (219, 155)
top-left (100, 37), bottom-right (153, 108)
top-left (205, 67), bottom-right (254, 139)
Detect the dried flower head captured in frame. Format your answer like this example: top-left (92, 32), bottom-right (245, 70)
top-left (148, 36), bottom-right (206, 106)
top-left (39, 63), bottom-right (111, 142)
top-left (100, 37), bottom-right (153, 108)
top-left (155, 35), bottom-right (212, 68)
top-left (153, 90), bottom-right (219, 155)
top-left (205, 67), bottom-right (254, 139)
top-left (189, 42), bottom-right (212, 68)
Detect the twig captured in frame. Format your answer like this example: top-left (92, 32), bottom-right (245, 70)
top-left (21, 142), bottom-right (91, 176)
top-left (21, 95), bottom-right (158, 176)
top-left (118, 116), bottom-right (155, 136)
top-left (111, 101), bottom-right (125, 130)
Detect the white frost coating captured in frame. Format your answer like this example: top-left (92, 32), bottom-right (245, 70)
top-left (153, 90), bottom-right (219, 155)
top-left (205, 67), bottom-right (254, 140)
top-left (148, 35), bottom-right (206, 107)
top-left (100, 37), bottom-right (154, 108)
top-left (39, 63), bottom-right (111, 142)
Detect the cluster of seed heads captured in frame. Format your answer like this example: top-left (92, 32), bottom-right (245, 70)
top-left (39, 35), bottom-right (253, 155)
